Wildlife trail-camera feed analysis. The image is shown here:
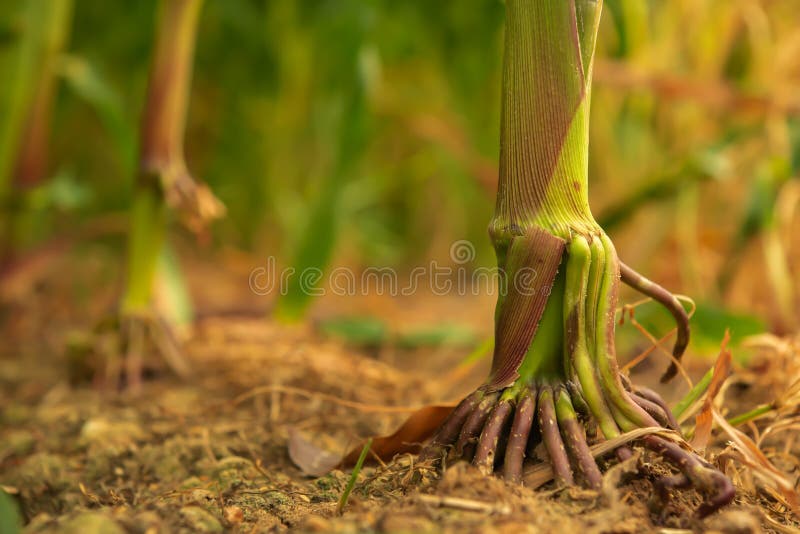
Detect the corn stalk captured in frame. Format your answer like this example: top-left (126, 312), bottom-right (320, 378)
top-left (113, 0), bottom-right (222, 391)
top-left (123, 0), bottom-right (222, 315)
top-left (420, 0), bottom-right (733, 516)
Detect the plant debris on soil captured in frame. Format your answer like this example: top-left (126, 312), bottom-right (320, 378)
top-left (2, 301), bottom-right (800, 533)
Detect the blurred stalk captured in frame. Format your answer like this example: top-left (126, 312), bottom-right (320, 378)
top-left (762, 196), bottom-right (796, 330)
top-left (604, 0), bottom-right (648, 57)
top-left (11, 1), bottom-right (72, 188)
top-left (122, 0), bottom-right (203, 314)
top-left (716, 170), bottom-right (778, 294)
top-left (0, 0), bottom-right (72, 265)
top-left (717, 157), bottom-right (795, 331)
top-left (676, 181), bottom-right (703, 298)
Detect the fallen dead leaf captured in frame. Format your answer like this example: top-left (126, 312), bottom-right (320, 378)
top-left (288, 405), bottom-right (455, 476)
top-left (691, 330), bottom-right (732, 451)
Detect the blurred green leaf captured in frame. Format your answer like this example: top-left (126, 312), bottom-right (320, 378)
top-left (690, 304), bottom-right (765, 351)
top-left (26, 168), bottom-right (91, 211)
top-left (59, 54), bottom-right (135, 170)
top-left (625, 300), bottom-right (764, 360)
top-left (604, 0), bottom-right (648, 57)
top-left (155, 243), bottom-right (194, 329)
top-left (274, 4), bottom-right (375, 321)
top-left (0, 489), bottom-right (22, 534)
top-left (318, 316), bottom-right (388, 348)
top-left (395, 324), bottom-right (476, 349)
top-left (789, 118), bottom-right (800, 175)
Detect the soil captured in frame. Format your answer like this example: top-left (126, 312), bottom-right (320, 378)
top-left (1, 255), bottom-right (799, 533)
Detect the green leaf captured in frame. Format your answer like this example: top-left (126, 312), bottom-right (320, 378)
top-left (25, 168), bottom-right (91, 211)
top-left (0, 489), bottom-right (22, 534)
top-left (155, 243), bottom-right (194, 329)
top-left (318, 316), bottom-right (388, 348)
top-left (625, 300), bottom-right (764, 361)
top-left (395, 324), bottom-right (476, 349)
top-left (59, 55), bottom-right (135, 170)
top-left (604, 0), bottom-right (648, 57)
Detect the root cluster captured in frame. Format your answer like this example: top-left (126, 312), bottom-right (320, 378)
top-left (421, 231), bottom-right (734, 517)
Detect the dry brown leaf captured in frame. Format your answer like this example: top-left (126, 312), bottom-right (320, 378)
top-left (288, 427), bottom-right (342, 477)
top-left (713, 410), bottom-right (800, 516)
top-left (691, 330), bottom-right (732, 451)
top-left (287, 404), bottom-right (455, 476)
top-left (341, 405), bottom-right (455, 466)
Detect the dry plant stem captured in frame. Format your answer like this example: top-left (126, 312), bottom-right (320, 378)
top-left (420, 0), bottom-right (733, 518)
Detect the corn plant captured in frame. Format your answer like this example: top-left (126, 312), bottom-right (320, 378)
top-left (0, 0), bottom-right (72, 265)
top-left (113, 0), bottom-right (223, 390)
top-left (420, 0), bottom-right (733, 516)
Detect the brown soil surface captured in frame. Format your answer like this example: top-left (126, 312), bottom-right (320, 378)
top-left (1, 258), bottom-right (799, 533)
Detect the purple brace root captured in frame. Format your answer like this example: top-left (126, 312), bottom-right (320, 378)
top-left (538, 386), bottom-right (574, 486)
top-left (619, 261), bottom-right (690, 383)
top-left (419, 380), bottom-right (733, 518)
top-left (473, 400), bottom-right (514, 474)
top-left (503, 390), bottom-right (536, 483)
top-left (642, 435), bottom-right (735, 518)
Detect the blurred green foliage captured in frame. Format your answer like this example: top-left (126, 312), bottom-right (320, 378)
top-left (319, 314), bottom-right (477, 350)
top-left (0, 488), bottom-right (22, 534)
top-left (1, 0), bottom-right (797, 346)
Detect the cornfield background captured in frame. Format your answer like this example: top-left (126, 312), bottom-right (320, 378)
top-left (2, 0), bottom-right (798, 349)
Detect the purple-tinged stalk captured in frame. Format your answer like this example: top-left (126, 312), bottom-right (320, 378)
top-left (116, 0), bottom-right (223, 391)
top-left (420, 0), bottom-right (733, 516)
top-left (0, 0), bottom-right (72, 268)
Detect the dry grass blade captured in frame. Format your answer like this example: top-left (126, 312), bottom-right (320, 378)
top-left (758, 416), bottom-right (800, 449)
top-left (618, 295), bottom-right (696, 389)
top-left (340, 405), bottom-right (455, 466)
top-left (712, 410), bottom-right (800, 516)
top-left (417, 494), bottom-right (511, 515)
top-left (690, 331), bottom-right (732, 452)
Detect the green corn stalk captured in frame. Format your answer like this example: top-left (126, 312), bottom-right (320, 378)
top-left (487, 0), bottom-right (606, 388)
top-left (422, 0), bottom-right (733, 511)
top-left (122, 0), bottom-right (218, 316)
top-left (0, 0), bottom-right (70, 195)
top-left (0, 0), bottom-right (72, 262)
top-left (60, 47), bottom-right (194, 330)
